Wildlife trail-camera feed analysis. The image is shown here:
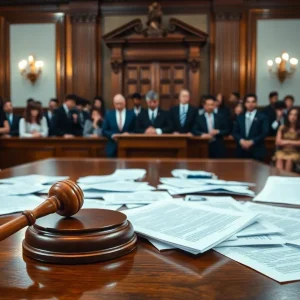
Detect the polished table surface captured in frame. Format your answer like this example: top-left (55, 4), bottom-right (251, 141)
top-left (0, 158), bottom-right (298, 300)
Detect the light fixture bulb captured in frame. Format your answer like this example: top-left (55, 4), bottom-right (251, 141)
top-left (18, 60), bottom-right (27, 70)
top-left (275, 57), bottom-right (282, 64)
top-left (282, 52), bottom-right (289, 61)
top-left (290, 58), bottom-right (298, 65)
top-left (267, 60), bottom-right (274, 67)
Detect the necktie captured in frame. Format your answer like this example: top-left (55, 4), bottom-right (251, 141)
top-left (207, 114), bottom-right (213, 132)
top-left (118, 111), bottom-right (123, 132)
top-left (151, 111), bottom-right (155, 124)
top-left (180, 106), bottom-right (187, 127)
top-left (245, 113), bottom-right (251, 137)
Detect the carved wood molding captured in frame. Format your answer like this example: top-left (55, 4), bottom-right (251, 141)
top-left (188, 59), bottom-right (200, 73)
top-left (111, 59), bottom-right (123, 74)
top-left (70, 14), bottom-right (98, 23)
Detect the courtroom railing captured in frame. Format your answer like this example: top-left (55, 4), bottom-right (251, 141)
top-left (0, 136), bottom-right (276, 169)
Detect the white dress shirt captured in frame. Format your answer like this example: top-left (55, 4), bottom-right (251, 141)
top-left (116, 109), bottom-right (126, 131)
top-left (245, 109), bottom-right (257, 137)
top-left (19, 117), bottom-right (49, 137)
top-left (63, 103), bottom-right (69, 115)
top-left (6, 113), bottom-right (13, 124)
top-left (134, 106), bottom-right (142, 116)
top-left (204, 112), bottom-right (215, 132)
top-left (180, 104), bottom-right (189, 115)
top-left (48, 110), bottom-right (53, 120)
top-left (271, 117), bottom-right (284, 131)
top-left (148, 108), bottom-right (162, 135)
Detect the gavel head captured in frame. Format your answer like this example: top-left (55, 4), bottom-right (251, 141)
top-left (48, 180), bottom-right (84, 217)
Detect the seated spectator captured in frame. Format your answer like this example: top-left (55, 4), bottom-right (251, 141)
top-left (3, 100), bottom-right (20, 136)
top-left (71, 97), bottom-right (90, 136)
top-left (19, 101), bottom-right (48, 137)
top-left (269, 101), bottom-right (286, 136)
top-left (135, 90), bottom-right (172, 134)
top-left (262, 91), bottom-right (278, 135)
top-left (102, 94), bottom-right (136, 157)
top-left (192, 95), bottom-right (229, 158)
top-left (170, 89), bottom-right (197, 134)
top-left (284, 95), bottom-right (295, 115)
top-left (44, 98), bottom-right (58, 136)
top-left (131, 93), bottom-right (143, 116)
top-left (0, 98), bottom-right (10, 136)
top-left (232, 93), bottom-right (268, 161)
top-left (83, 108), bottom-right (103, 137)
top-left (52, 94), bottom-right (78, 137)
top-left (275, 108), bottom-right (300, 172)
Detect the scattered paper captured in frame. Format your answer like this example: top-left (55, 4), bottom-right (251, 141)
top-left (0, 195), bottom-right (44, 215)
top-left (0, 175), bottom-right (69, 185)
top-left (0, 183), bottom-right (46, 196)
top-left (125, 200), bottom-right (257, 254)
top-left (171, 169), bottom-right (216, 179)
top-left (82, 199), bottom-right (122, 211)
top-left (254, 176), bottom-right (300, 205)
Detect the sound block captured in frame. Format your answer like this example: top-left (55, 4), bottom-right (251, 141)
top-left (22, 209), bottom-right (137, 264)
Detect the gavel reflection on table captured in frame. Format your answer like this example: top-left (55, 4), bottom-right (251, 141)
top-left (0, 180), bottom-right (137, 264)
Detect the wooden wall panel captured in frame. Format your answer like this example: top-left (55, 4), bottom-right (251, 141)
top-left (212, 14), bottom-right (241, 99)
top-left (71, 15), bottom-right (99, 100)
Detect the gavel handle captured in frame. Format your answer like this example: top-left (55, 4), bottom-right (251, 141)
top-left (0, 196), bottom-right (61, 242)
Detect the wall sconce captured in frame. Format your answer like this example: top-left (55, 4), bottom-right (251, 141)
top-left (18, 55), bottom-right (44, 84)
top-left (267, 52), bottom-right (298, 83)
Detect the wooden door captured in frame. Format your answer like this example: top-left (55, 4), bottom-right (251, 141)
top-left (124, 62), bottom-right (187, 110)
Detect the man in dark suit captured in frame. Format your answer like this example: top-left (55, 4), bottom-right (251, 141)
top-left (262, 91), bottom-right (278, 135)
top-left (192, 95), bottom-right (229, 158)
top-left (233, 93), bottom-right (269, 161)
top-left (44, 98), bottom-right (58, 136)
top-left (135, 90), bottom-right (172, 134)
top-left (3, 101), bottom-right (20, 136)
top-left (102, 94), bottom-right (136, 157)
top-left (52, 94), bottom-right (78, 137)
top-left (70, 97), bottom-right (90, 136)
top-left (131, 93), bottom-right (143, 117)
top-left (170, 89), bottom-right (198, 134)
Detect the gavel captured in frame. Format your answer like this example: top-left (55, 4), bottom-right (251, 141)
top-left (0, 180), bottom-right (84, 242)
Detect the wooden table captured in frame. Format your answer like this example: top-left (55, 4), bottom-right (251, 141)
top-left (0, 158), bottom-right (298, 299)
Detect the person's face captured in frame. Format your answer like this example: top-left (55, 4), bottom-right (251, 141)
top-left (216, 93), bottom-right (223, 107)
top-left (229, 94), bottom-right (238, 103)
top-left (132, 97), bottom-right (141, 107)
top-left (147, 99), bottom-right (159, 110)
top-left (114, 96), bottom-right (126, 111)
top-left (285, 98), bottom-right (294, 109)
top-left (76, 104), bottom-right (83, 111)
top-left (179, 91), bottom-right (190, 105)
top-left (288, 109), bottom-right (298, 125)
top-left (91, 110), bottom-right (101, 121)
top-left (245, 97), bottom-right (257, 112)
top-left (270, 95), bottom-right (278, 105)
top-left (3, 102), bottom-right (12, 114)
top-left (94, 99), bottom-right (102, 109)
top-left (31, 109), bottom-right (39, 118)
top-left (203, 99), bottom-right (216, 114)
top-left (85, 104), bottom-right (92, 112)
top-left (65, 99), bottom-right (76, 110)
top-left (234, 104), bottom-right (243, 116)
top-left (49, 101), bottom-right (58, 111)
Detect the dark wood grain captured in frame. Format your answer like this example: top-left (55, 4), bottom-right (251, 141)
top-left (0, 158), bottom-right (298, 299)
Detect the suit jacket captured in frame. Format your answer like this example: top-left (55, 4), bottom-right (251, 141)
top-left (232, 111), bottom-right (269, 160)
top-left (262, 104), bottom-right (276, 136)
top-left (169, 105), bottom-right (198, 133)
top-left (44, 111), bottom-right (55, 136)
top-left (52, 106), bottom-right (78, 136)
top-left (7, 114), bottom-right (20, 136)
top-left (102, 110), bottom-right (136, 157)
top-left (135, 108), bottom-right (173, 134)
top-left (71, 110), bottom-right (90, 136)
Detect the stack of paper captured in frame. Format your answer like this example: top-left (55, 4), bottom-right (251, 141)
top-left (253, 176), bottom-right (300, 205)
top-left (124, 199), bottom-right (258, 255)
top-left (171, 169), bottom-right (216, 179)
top-left (77, 169), bottom-right (146, 184)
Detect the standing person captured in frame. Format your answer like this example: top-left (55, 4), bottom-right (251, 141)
top-left (3, 100), bottom-right (20, 136)
top-left (52, 94), bottom-right (77, 138)
top-left (262, 91), bottom-right (279, 135)
top-left (230, 101), bottom-right (244, 134)
top-left (131, 93), bottom-right (143, 116)
top-left (102, 94), bottom-right (136, 157)
top-left (72, 97), bottom-right (90, 136)
top-left (283, 95), bottom-right (295, 115)
top-left (44, 98), bottom-right (58, 136)
top-left (215, 93), bottom-right (231, 118)
top-left (232, 93), bottom-right (269, 161)
top-left (228, 92), bottom-right (240, 107)
top-left (83, 108), bottom-right (103, 137)
top-left (0, 97), bottom-right (9, 136)
top-left (135, 90), bottom-right (172, 134)
top-left (19, 101), bottom-right (48, 137)
top-left (192, 95), bottom-right (229, 158)
top-left (92, 96), bottom-right (106, 117)
top-left (170, 89), bottom-right (197, 134)
top-left (275, 108), bottom-right (300, 172)
top-left (269, 101), bottom-right (286, 136)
